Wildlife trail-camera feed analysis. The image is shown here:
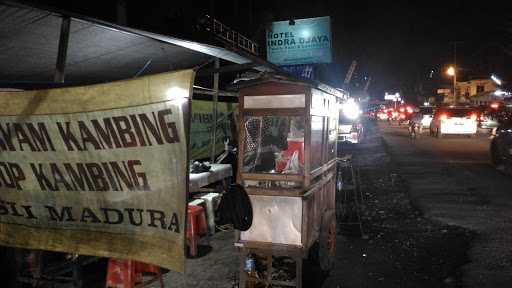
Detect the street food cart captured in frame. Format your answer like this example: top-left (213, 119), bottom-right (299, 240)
top-left (235, 75), bottom-right (347, 287)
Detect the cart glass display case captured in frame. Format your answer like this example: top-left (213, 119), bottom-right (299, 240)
top-left (243, 115), bottom-right (305, 175)
top-left (238, 81), bottom-right (342, 192)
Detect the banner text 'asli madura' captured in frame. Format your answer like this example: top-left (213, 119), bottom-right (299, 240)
top-left (0, 200), bottom-right (180, 233)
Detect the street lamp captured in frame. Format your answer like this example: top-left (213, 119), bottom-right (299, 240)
top-left (491, 74), bottom-right (502, 86)
top-left (446, 66), bottom-right (457, 104)
top-left (446, 66), bottom-right (455, 76)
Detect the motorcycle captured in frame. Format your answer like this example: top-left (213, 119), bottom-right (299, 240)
top-left (408, 121), bottom-right (421, 139)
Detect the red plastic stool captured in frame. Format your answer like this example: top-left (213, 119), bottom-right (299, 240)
top-left (187, 204), bottom-right (208, 257)
top-left (135, 262), bottom-right (164, 287)
top-left (106, 258), bottom-right (164, 288)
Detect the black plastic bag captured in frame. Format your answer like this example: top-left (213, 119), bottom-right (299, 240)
top-left (217, 184), bottom-right (253, 231)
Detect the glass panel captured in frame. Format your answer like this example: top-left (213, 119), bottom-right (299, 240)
top-left (243, 116), bottom-right (305, 174)
top-left (327, 117), bottom-right (337, 161)
top-left (311, 115), bottom-right (324, 170)
top-left (243, 180), bottom-right (302, 189)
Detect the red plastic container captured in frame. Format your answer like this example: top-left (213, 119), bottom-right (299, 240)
top-left (283, 139), bottom-right (304, 165)
top-left (275, 157), bottom-right (289, 172)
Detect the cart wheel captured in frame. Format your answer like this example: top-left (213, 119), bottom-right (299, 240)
top-left (319, 210), bottom-right (336, 272)
top-left (0, 247), bottom-right (19, 287)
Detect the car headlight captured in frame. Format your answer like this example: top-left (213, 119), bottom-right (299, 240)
top-left (342, 100), bottom-right (361, 120)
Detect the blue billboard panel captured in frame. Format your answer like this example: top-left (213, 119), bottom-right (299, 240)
top-left (267, 16), bottom-right (332, 65)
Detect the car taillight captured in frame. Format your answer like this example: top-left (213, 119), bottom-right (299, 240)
top-left (470, 114), bottom-right (477, 121)
top-left (400, 114), bottom-right (406, 119)
top-left (440, 114), bottom-right (448, 121)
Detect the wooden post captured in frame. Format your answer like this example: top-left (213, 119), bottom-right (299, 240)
top-left (210, 58), bottom-right (220, 162)
top-left (116, 0), bottom-right (127, 25)
top-left (266, 254), bottom-right (272, 284)
top-left (304, 88), bottom-right (312, 188)
top-left (237, 91), bottom-right (245, 184)
top-left (295, 255), bottom-right (302, 288)
top-left (239, 247), bottom-right (247, 288)
top-left (54, 16), bottom-right (71, 83)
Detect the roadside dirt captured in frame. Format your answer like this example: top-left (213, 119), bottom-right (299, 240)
top-left (380, 121), bottom-right (512, 287)
top-left (322, 120), bottom-right (474, 288)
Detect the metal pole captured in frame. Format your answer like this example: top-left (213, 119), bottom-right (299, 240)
top-left (453, 42), bottom-right (458, 104)
top-left (210, 58), bottom-right (220, 163)
top-left (54, 16), bottom-right (71, 83)
top-left (453, 67), bottom-right (457, 104)
top-left (116, 0), bottom-right (127, 26)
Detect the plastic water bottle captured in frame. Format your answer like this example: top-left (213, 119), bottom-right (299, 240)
top-left (244, 254), bottom-right (255, 272)
top-left (244, 254), bottom-right (257, 288)
top-left (336, 170), bottom-right (343, 192)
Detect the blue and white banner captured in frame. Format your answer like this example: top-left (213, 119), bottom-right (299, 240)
top-left (280, 64), bottom-right (316, 80)
top-left (267, 16), bottom-right (332, 65)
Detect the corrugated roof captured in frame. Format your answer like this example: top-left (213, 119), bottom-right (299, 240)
top-left (229, 73), bottom-right (349, 100)
top-left (0, 0), bottom-right (275, 86)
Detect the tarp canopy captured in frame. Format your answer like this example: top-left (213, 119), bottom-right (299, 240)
top-left (0, 0), bottom-right (275, 86)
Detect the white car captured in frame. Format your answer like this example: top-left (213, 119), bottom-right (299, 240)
top-left (429, 107), bottom-right (478, 137)
top-left (338, 122), bottom-right (363, 143)
top-left (419, 106), bottom-right (434, 129)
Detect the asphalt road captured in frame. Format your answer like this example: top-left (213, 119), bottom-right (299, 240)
top-left (380, 121), bottom-right (512, 287)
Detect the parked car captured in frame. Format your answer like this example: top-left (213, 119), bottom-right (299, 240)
top-left (338, 121), bottom-right (363, 143)
top-left (490, 120), bottom-right (512, 172)
top-left (418, 106), bottom-right (434, 129)
top-left (429, 106), bottom-right (478, 137)
top-left (377, 109), bottom-right (389, 120)
top-left (397, 105), bottom-right (414, 126)
top-left (479, 104), bottom-right (502, 130)
top-left (339, 100), bottom-right (363, 144)
top-left (490, 106), bottom-right (512, 172)
top-left (480, 113), bottom-right (499, 129)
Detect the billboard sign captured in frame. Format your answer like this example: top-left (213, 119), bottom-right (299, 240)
top-left (267, 16), bottom-right (332, 65)
top-left (0, 70), bottom-right (194, 272)
top-left (384, 93), bottom-right (400, 101)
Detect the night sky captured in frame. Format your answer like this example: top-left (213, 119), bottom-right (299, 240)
top-left (281, 0), bottom-right (511, 100)
top-left (26, 0), bottom-right (512, 101)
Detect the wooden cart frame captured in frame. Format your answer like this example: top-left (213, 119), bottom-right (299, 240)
top-left (234, 75), bottom-right (347, 287)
